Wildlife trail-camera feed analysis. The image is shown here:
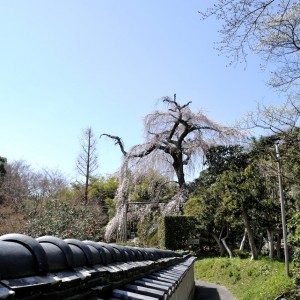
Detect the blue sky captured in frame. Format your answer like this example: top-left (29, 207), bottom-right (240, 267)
top-left (0, 1), bottom-right (282, 181)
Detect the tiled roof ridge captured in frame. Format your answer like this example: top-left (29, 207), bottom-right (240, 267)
top-left (0, 233), bottom-right (196, 300)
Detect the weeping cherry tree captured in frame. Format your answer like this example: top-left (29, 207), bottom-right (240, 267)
top-left (102, 95), bottom-right (242, 242)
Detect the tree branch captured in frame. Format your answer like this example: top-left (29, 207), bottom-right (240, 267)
top-left (101, 134), bottom-right (127, 156)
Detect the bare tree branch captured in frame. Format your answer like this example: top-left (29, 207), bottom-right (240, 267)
top-left (100, 134), bottom-right (127, 156)
top-left (199, 0), bottom-right (300, 93)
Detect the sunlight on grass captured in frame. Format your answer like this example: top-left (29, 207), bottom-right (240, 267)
top-left (194, 257), bottom-right (294, 300)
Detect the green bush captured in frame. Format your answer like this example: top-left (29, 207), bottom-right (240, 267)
top-left (233, 249), bottom-right (250, 259)
top-left (25, 200), bottom-right (105, 241)
top-left (137, 213), bottom-right (159, 247)
top-left (159, 215), bottom-right (197, 250)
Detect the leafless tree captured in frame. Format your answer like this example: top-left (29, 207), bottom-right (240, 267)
top-left (244, 95), bottom-right (300, 143)
top-left (199, 0), bottom-right (300, 93)
top-left (0, 160), bottom-right (69, 210)
top-left (34, 168), bottom-right (68, 199)
top-left (102, 96), bottom-right (241, 241)
top-left (76, 127), bottom-right (99, 204)
top-left (0, 160), bottom-right (35, 209)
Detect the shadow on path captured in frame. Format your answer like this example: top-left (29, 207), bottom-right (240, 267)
top-left (194, 280), bottom-right (236, 300)
top-left (194, 286), bottom-right (222, 300)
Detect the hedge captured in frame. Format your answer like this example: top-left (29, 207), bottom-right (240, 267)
top-left (158, 215), bottom-right (197, 250)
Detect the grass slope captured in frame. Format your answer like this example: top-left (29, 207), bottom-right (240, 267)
top-left (194, 257), bottom-right (294, 300)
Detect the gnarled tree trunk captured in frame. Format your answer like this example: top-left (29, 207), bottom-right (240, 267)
top-left (212, 226), bottom-right (227, 257)
top-left (221, 226), bottom-right (233, 258)
top-left (241, 203), bottom-right (258, 260)
top-left (239, 228), bottom-right (247, 250)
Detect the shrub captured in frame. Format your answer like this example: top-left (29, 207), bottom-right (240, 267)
top-left (25, 200), bottom-right (106, 241)
top-left (137, 213), bottom-right (159, 247)
top-left (158, 215), bottom-right (197, 250)
top-left (233, 249), bottom-right (250, 259)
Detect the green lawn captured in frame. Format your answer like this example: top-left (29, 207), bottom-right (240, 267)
top-left (194, 257), bottom-right (296, 300)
